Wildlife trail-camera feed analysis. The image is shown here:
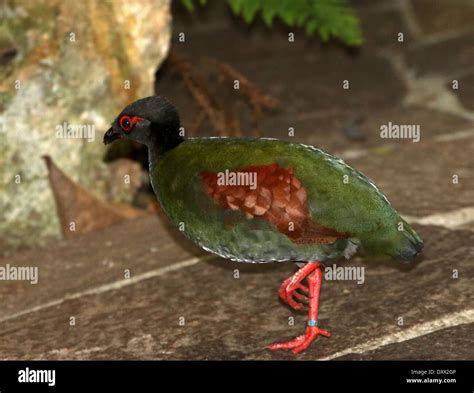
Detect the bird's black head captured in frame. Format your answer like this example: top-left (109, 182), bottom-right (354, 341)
top-left (103, 96), bottom-right (183, 154)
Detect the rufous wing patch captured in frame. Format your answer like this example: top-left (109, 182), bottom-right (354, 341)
top-left (200, 163), bottom-right (349, 244)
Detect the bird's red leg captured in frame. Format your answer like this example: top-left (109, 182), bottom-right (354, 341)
top-left (268, 262), bottom-right (331, 353)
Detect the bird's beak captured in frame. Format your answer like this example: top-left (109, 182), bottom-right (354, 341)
top-left (103, 128), bottom-right (122, 145)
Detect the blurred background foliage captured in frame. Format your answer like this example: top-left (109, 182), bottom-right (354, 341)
top-left (181, 0), bottom-right (363, 45)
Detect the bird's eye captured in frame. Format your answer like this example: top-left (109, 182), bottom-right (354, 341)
top-left (119, 115), bottom-right (132, 132)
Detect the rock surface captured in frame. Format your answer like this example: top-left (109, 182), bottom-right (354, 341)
top-left (0, 0), bottom-right (171, 247)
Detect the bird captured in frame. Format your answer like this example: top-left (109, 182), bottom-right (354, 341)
top-left (103, 96), bottom-right (423, 354)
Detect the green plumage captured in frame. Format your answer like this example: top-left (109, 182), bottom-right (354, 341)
top-left (150, 137), bottom-right (422, 263)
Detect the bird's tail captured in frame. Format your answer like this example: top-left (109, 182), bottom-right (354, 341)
top-left (396, 220), bottom-right (424, 262)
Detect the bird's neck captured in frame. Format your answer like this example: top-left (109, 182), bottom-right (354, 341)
top-left (147, 136), bottom-right (184, 195)
top-left (148, 139), bottom-right (184, 166)
top-left (147, 122), bottom-right (184, 161)
top-left (149, 136), bottom-right (184, 156)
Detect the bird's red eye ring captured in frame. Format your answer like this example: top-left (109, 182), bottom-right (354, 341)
top-left (119, 115), bottom-right (143, 133)
top-left (119, 115), bottom-right (132, 132)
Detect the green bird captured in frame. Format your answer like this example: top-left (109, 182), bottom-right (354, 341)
top-left (103, 96), bottom-right (423, 354)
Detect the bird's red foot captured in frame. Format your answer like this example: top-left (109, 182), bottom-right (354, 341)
top-left (267, 325), bottom-right (331, 354)
top-left (278, 262), bottom-right (319, 310)
top-left (278, 278), bottom-right (308, 310)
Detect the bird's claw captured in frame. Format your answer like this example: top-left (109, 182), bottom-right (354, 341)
top-left (278, 278), bottom-right (309, 310)
top-left (267, 326), bottom-right (331, 354)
